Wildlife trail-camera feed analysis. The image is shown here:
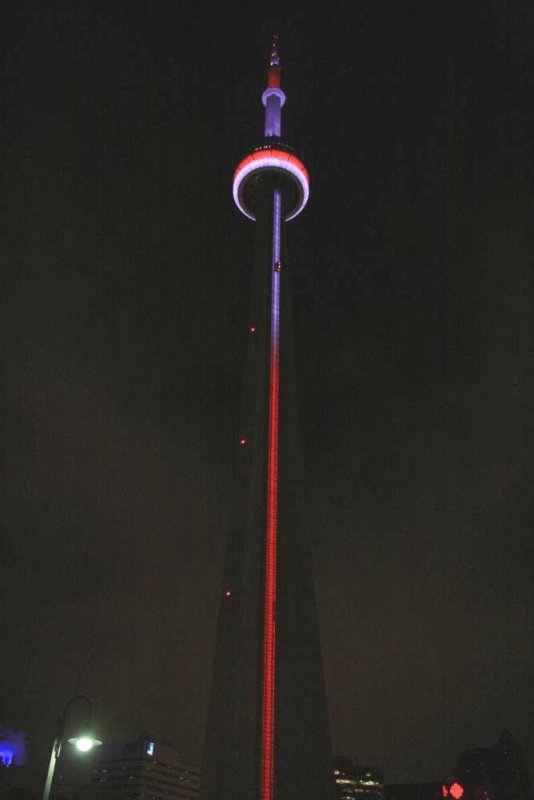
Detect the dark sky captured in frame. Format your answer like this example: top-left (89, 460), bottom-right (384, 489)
top-left (2, 0), bottom-right (534, 785)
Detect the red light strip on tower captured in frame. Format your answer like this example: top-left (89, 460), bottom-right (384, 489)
top-left (233, 149), bottom-right (309, 184)
top-left (260, 190), bottom-right (282, 800)
top-left (232, 149), bottom-right (310, 222)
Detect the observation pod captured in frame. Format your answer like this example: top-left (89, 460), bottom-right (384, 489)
top-left (233, 140), bottom-right (310, 222)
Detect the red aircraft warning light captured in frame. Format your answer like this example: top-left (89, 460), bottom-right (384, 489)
top-left (443, 783), bottom-right (464, 799)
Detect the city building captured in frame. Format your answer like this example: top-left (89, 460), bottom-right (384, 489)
top-left (497, 731), bottom-right (532, 800)
top-left (453, 731), bottom-right (532, 800)
top-left (202, 36), bottom-right (335, 800)
top-left (334, 757), bottom-right (385, 800)
top-left (92, 739), bottom-right (200, 800)
top-left (454, 746), bottom-right (500, 800)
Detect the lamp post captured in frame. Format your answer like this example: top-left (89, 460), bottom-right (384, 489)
top-left (42, 695), bottom-right (102, 800)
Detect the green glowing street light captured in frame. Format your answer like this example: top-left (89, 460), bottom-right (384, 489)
top-left (68, 735), bottom-right (100, 753)
top-left (42, 695), bottom-right (102, 800)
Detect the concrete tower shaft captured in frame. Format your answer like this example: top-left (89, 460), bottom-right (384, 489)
top-left (203, 38), bottom-right (334, 800)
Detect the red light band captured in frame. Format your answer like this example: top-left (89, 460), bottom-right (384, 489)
top-left (233, 149), bottom-right (309, 183)
top-left (260, 193), bottom-right (281, 800)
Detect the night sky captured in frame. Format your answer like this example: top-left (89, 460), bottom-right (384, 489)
top-left (3, 0), bottom-right (534, 785)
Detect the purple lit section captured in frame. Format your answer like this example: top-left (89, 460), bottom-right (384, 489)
top-left (262, 88), bottom-right (286, 137)
top-left (272, 190), bottom-right (282, 266)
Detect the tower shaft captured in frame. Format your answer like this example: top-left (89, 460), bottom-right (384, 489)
top-left (261, 189), bottom-right (282, 800)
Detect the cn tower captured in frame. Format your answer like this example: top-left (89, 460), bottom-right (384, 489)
top-left (203, 37), bottom-right (334, 800)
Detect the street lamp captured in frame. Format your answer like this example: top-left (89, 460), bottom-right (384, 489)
top-left (42, 695), bottom-right (102, 800)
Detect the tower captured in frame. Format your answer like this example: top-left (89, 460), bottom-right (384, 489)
top-left (202, 37), bottom-right (334, 800)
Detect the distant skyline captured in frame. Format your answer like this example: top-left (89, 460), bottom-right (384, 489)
top-left (3, 0), bottom-right (533, 784)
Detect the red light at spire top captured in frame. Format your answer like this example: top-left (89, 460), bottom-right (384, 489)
top-left (267, 34), bottom-right (281, 89)
top-left (450, 784), bottom-right (464, 799)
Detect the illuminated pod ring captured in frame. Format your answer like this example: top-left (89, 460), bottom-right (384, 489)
top-left (233, 147), bottom-right (310, 222)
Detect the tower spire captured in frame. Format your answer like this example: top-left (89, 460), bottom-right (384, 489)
top-left (269, 33), bottom-right (280, 67)
top-left (263, 34), bottom-right (285, 137)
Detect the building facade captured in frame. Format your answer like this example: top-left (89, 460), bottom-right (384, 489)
top-left (454, 731), bottom-right (532, 800)
top-left (92, 739), bottom-right (200, 800)
top-left (334, 757), bottom-right (385, 800)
